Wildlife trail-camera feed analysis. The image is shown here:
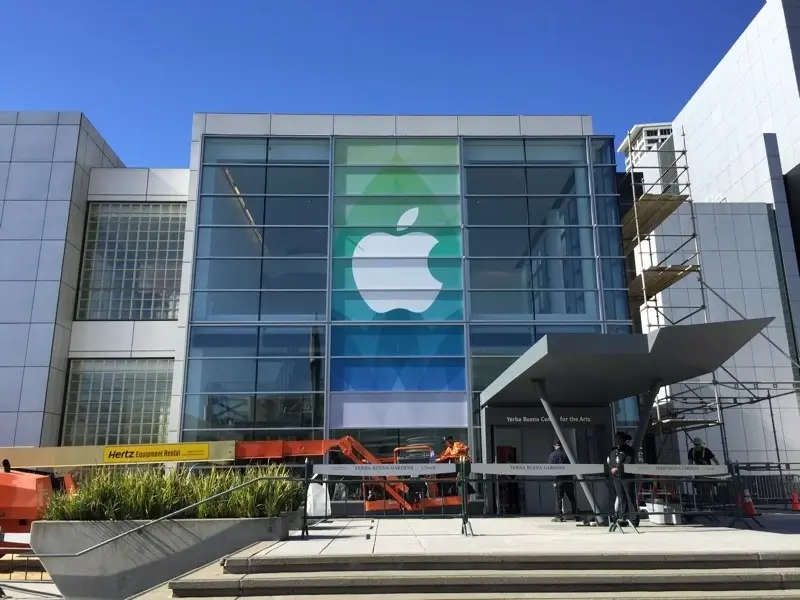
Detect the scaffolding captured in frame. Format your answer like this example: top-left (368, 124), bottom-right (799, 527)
top-left (618, 127), bottom-right (800, 464)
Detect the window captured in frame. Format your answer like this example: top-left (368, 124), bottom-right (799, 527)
top-left (466, 196), bottom-right (592, 227)
top-left (76, 203), bottom-right (185, 320)
top-left (192, 290), bottom-right (327, 322)
top-left (61, 359), bottom-right (173, 446)
top-left (185, 357), bottom-right (325, 394)
top-left (183, 393), bottom-right (324, 429)
top-left (330, 324), bottom-right (465, 357)
top-left (188, 325), bottom-right (325, 358)
top-left (195, 227), bottom-right (328, 258)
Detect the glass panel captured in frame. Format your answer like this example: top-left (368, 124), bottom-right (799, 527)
top-left (334, 138), bottom-right (459, 165)
top-left (598, 227), bottom-right (624, 256)
top-left (185, 358), bottom-right (325, 393)
top-left (260, 291), bottom-right (327, 321)
top-left (469, 325), bottom-right (536, 356)
top-left (466, 196), bottom-right (592, 227)
top-left (526, 167), bottom-right (589, 195)
top-left (201, 165), bottom-right (266, 195)
top-left (331, 290), bottom-right (464, 322)
top-left (265, 166), bottom-right (329, 195)
top-left (183, 393), bottom-right (323, 429)
top-left (263, 227), bottom-right (328, 257)
top-left (594, 167), bottom-right (618, 195)
top-left (264, 197), bottom-right (328, 225)
top-left (469, 259), bottom-right (532, 289)
top-left (608, 324), bottom-right (633, 334)
top-left (331, 257), bottom-right (463, 291)
top-left (61, 359), bottom-right (172, 446)
top-left (601, 258), bottom-right (628, 289)
top-left (614, 397), bottom-right (640, 427)
top-left (192, 291), bottom-right (260, 322)
top-left (469, 291), bottom-right (534, 321)
top-left (463, 139), bottom-right (524, 164)
top-left (604, 290), bottom-right (630, 320)
top-left (199, 196), bottom-right (265, 226)
top-left (591, 138), bottom-right (615, 165)
top-left (334, 166), bottom-right (460, 196)
top-left (596, 196), bottom-right (621, 226)
top-left (464, 167), bottom-right (526, 195)
top-left (332, 227), bottom-right (461, 258)
top-left (203, 138), bottom-right (267, 164)
top-left (182, 429), bottom-right (323, 442)
top-left (196, 227), bottom-right (264, 258)
top-left (534, 290), bottom-right (600, 319)
top-left (471, 356), bottom-right (517, 389)
top-left (469, 227), bottom-right (595, 257)
top-left (524, 139), bottom-right (587, 164)
top-left (329, 428), bottom-right (468, 458)
top-left (530, 258), bottom-right (597, 290)
top-left (333, 196), bottom-right (461, 227)
top-left (259, 326), bottom-right (325, 357)
top-left (267, 139), bottom-right (329, 164)
top-left (330, 324), bottom-right (465, 357)
top-left (76, 203), bottom-right (185, 321)
top-left (535, 324), bottom-right (602, 338)
top-left (262, 258), bottom-right (327, 290)
top-left (194, 259), bottom-right (262, 290)
top-left (189, 326), bottom-right (259, 358)
top-left (329, 357), bottom-right (466, 391)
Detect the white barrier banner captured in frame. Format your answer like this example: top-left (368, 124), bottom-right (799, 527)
top-left (625, 464), bottom-right (729, 477)
top-left (471, 463), bottom-right (605, 476)
top-left (313, 463), bottom-right (456, 477)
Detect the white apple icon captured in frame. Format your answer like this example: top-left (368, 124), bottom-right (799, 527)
top-left (351, 207), bottom-right (443, 314)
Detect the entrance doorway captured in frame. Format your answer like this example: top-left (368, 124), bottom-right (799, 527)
top-left (491, 425), bottom-right (605, 515)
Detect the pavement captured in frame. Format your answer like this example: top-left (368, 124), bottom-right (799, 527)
top-left (250, 514), bottom-right (800, 558)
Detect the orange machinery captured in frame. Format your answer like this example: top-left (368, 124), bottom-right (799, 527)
top-left (0, 436), bottom-right (465, 556)
top-left (235, 436), bottom-right (464, 513)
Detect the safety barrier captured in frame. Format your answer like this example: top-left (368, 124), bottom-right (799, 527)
top-left (732, 462), bottom-right (800, 510)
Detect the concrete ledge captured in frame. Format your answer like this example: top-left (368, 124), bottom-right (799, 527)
top-left (31, 517), bottom-right (288, 600)
top-left (169, 568), bottom-right (800, 596)
top-left (223, 551), bottom-right (800, 574)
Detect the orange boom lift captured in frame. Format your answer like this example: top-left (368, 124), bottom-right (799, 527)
top-left (0, 437), bottom-right (467, 556)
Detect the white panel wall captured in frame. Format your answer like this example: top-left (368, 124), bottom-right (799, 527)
top-left (69, 321), bottom-right (178, 358)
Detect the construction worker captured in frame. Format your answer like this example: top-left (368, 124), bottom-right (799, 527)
top-left (436, 436), bottom-right (470, 463)
top-left (688, 438), bottom-right (719, 465)
top-left (607, 431), bottom-right (639, 527)
top-left (436, 437), bottom-right (471, 497)
top-left (548, 440), bottom-right (579, 522)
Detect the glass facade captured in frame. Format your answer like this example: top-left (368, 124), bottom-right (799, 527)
top-left (61, 359), bottom-right (174, 446)
top-left (185, 135), bottom-right (629, 451)
top-left (76, 203), bottom-right (186, 320)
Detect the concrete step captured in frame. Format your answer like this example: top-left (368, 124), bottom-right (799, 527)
top-left (223, 550), bottom-right (800, 574)
top-left (168, 567), bottom-right (800, 597)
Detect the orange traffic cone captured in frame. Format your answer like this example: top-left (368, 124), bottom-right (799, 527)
top-left (791, 491), bottom-right (800, 511)
top-left (741, 488), bottom-right (759, 517)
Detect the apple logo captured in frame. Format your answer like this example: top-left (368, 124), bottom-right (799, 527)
top-left (351, 207), bottom-right (443, 314)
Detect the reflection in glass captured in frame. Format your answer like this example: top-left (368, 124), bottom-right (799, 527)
top-left (188, 326), bottom-right (325, 358)
top-left (604, 290), bottom-right (630, 321)
top-left (330, 357), bottom-right (466, 391)
top-left (267, 139), bottom-right (329, 164)
top-left (469, 291), bottom-right (534, 321)
top-left (194, 259), bottom-right (262, 290)
top-left (185, 357), bottom-right (325, 394)
top-left (591, 138), bottom-right (615, 165)
top-left (201, 166), bottom-right (266, 195)
top-left (192, 291), bottom-right (327, 322)
top-left (334, 166), bottom-right (461, 196)
top-left (334, 138), bottom-right (459, 166)
top-left (468, 227), bottom-right (595, 258)
top-left (601, 258), bottom-right (628, 289)
top-left (333, 196), bottom-right (461, 227)
top-left (469, 291), bottom-right (600, 321)
top-left (199, 196), bottom-right (266, 226)
top-left (534, 290), bottom-right (599, 319)
top-left (596, 196), bottom-right (621, 226)
top-left (262, 258), bottom-right (327, 290)
top-left (329, 428), bottom-right (468, 458)
top-left (466, 196), bottom-right (592, 227)
top-left (183, 393), bottom-right (324, 429)
top-left (465, 167), bottom-right (526, 195)
top-left (203, 138), bottom-right (267, 164)
top-left (195, 227), bottom-right (328, 258)
top-left (182, 429), bottom-right (323, 443)
top-left (524, 139), bottom-right (587, 164)
top-left (526, 167), bottom-right (589, 195)
top-left (593, 167), bottom-right (618, 195)
top-left (463, 139), bottom-right (525, 164)
top-left (266, 166), bottom-right (329, 195)
top-left (330, 324), bottom-right (465, 357)
top-left (263, 197), bottom-right (329, 225)
top-left (469, 325), bottom-right (537, 356)
top-left (469, 259), bottom-right (533, 289)
top-left (598, 227), bottom-right (624, 256)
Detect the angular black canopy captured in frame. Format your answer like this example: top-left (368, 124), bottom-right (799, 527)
top-left (479, 318), bottom-right (773, 408)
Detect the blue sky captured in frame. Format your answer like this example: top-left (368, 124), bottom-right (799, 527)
top-left (0, 0), bottom-right (763, 167)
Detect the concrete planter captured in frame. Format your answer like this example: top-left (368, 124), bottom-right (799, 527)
top-left (30, 516), bottom-right (289, 600)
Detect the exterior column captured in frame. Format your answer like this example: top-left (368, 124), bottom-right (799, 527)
top-left (531, 379), bottom-right (602, 523)
top-left (632, 383), bottom-right (661, 456)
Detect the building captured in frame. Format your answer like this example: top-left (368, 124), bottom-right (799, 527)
top-left (0, 113), bottom-right (634, 480)
top-left (619, 0), bottom-right (800, 465)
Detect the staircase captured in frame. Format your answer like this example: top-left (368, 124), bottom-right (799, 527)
top-left (140, 542), bottom-right (800, 599)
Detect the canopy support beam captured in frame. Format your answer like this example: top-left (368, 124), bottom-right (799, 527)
top-left (532, 379), bottom-right (602, 524)
top-left (633, 382), bottom-right (662, 456)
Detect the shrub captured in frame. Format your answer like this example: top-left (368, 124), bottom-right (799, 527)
top-left (43, 465), bottom-right (303, 521)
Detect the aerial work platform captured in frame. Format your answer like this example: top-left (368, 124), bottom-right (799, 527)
top-left (478, 317), bottom-right (772, 520)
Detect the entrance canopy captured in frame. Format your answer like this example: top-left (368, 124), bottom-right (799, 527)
top-left (480, 318), bottom-right (772, 409)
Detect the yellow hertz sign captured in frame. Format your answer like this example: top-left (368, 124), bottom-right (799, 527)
top-left (102, 443), bottom-right (210, 464)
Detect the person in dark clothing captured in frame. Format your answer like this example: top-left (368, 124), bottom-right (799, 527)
top-left (548, 440), bottom-right (579, 522)
top-left (607, 431), bottom-right (639, 527)
top-left (688, 438), bottom-right (719, 465)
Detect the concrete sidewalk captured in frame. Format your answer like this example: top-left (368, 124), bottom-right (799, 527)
top-left (259, 515), bottom-right (800, 558)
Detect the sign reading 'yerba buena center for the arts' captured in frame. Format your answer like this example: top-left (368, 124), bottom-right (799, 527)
top-left (504, 415), bottom-right (593, 425)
